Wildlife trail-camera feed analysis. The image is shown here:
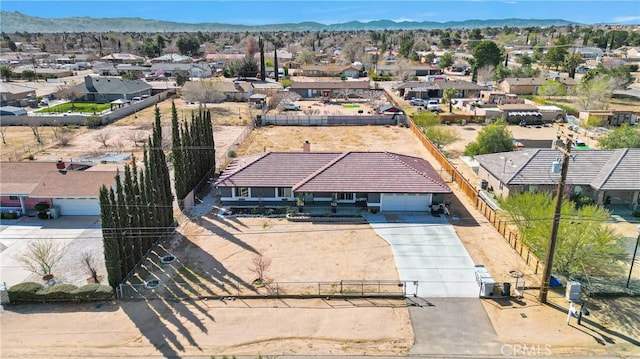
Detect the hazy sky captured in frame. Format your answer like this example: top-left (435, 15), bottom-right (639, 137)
top-left (2, 1), bottom-right (639, 25)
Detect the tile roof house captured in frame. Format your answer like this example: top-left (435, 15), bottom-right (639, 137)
top-left (474, 148), bottom-right (640, 208)
top-left (0, 161), bottom-right (117, 216)
top-left (214, 151), bottom-right (452, 212)
top-left (288, 80), bottom-right (370, 99)
top-left (73, 75), bottom-right (152, 103)
top-left (498, 77), bottom-right (577, 95)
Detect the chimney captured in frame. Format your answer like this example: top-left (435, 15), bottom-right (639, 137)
top-left (302, 140), bottom-right (311, 152)
top-left (84, 75), bottom-right (96, 92)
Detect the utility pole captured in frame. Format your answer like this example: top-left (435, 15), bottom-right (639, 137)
top-left (539, 133), bottom-right (573, 304)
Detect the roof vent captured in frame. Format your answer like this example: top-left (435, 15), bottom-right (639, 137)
top-left (302, 140), bottom-right (311, 152)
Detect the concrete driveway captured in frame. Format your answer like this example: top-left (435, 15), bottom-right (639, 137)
top-left (364, 212), bottom-right (479, 297)
top-left (0, 216), bottom-right (104, 287)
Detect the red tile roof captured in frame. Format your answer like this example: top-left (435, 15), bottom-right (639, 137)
top-left (215, 152), bottom-right (451, 194)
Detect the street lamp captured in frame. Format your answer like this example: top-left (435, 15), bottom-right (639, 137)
top-left (626, 224), bottom-right (640, 288)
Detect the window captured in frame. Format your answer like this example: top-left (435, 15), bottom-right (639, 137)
top-left (337, 192), bottom-right (354, 201)
top-left (236, 187), bottom-right (249, 197)
top-left (278, 187), bottom-right (292, 198)
top-left (9, 196), bottom-right (19, 201)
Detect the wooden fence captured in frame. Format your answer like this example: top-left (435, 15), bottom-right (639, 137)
top-left (408, 117), bottom-right (542, 276)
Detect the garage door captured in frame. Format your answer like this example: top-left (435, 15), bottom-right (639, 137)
top-left (52, 198), bottom-right (100, 216)
top-left (381, 193), bottom-right (432, 212)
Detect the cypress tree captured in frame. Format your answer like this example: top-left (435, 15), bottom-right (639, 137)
top-left (274, 47), bottom-right (279, 81)
top-left (259, 37), bottom-right (266, 81)
top-left (123, 163), bottom-right (143, 261)
top-left (171, 101), bottom-right (187, 200)
top-left (109, 187), bottom-right (128, 281)
top-left (100, 186), bottom-right (122, 288)
top-left (114, 170), bottom-right (135, 273)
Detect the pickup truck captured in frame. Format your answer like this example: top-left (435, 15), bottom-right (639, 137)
top-left (426, 99), bottom-right (442, 112)
top-left (408, 98), bottom-right (427, 106)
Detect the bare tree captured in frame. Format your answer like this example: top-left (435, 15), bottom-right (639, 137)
top-left (303, 107), bottom-right (321, 116)
top-left (94, 130), bottom-right (112, 147)
top-left (181, 81), bottom-right (226, 107)
top-left (52, 126), bottom-right (74, 146)
top-left (27, 117), bottom-right (43, 144)
top-left (17, 240), bottom-right (66, 278)
top-left (248, 253), bottom-right (272, 283)
top-left (56, 84), bottom-right (83, 110)
top-left (337, 88), bottom-right (353, 102)
top-left (271, 91), bottom-right (301, 111)
top-left (340, 37), bottom-right (365, 65)
top-left (573, 74), bottom-right (614, 111)
top-left (128, 130), bottom-right (146, 147)
top-left (476, 65), bottom-right (496, 86)
top-left (394, 58), bottom-right (413, 81)
top-left (0, 126), bottom-right (7, 145)
top-left (81, 251), bottom-right (100, 283)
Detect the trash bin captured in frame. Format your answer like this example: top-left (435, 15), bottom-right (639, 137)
top-left (502, 282), bottom-right (511, 297)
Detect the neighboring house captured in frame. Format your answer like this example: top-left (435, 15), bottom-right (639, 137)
top-left (479, 91), bottom-right (524, 105)
top-left (0, 83), bottom-right (36, 107)
top-left (212, 81), bottom-right (253, 101)
top-left (474, 148), bottom-right (640, 209)
top-left (205, 53), bottom-right (245, 68)
top-left (0, 161), bottom-right (117, 216)
top-left (214, 151), bottom-right (452, 212)
top-left (498, 77), bottom-right (577, 95)
top-left (0, 106), bottom-right (28, 116)
top-left (497, 104), bottom-right (544, 125)
top-left (301, 64), bottom-right (358, 77)
top-left (536, 105), bottom-right (566, 123)
top-left (72, 75), bottom-right (152, 103)
top-left (377, 103), bottom-right (404, 114)
top-left (397, 80), bottom-right (484, 100)
top-left (433, 80), bottom-right (485, 99)
top-left (100, 53), bottom-right (145, 64)
top-left (150, 53), bottom-right (192, 63)
top-left (579, 110), bottom-right (636, 126)
top-left (149, 63), bottom-right (212, 79)
top-left (288, 80), bottom-right (370, 99)
top-left (375, 64), bottom-right (442, 77)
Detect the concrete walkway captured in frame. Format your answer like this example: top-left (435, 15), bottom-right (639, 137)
top-left (363, 212), bottom-right (479, 297)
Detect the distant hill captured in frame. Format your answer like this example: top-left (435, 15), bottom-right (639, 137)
top-left (0, 11), bottom-right (576, 33)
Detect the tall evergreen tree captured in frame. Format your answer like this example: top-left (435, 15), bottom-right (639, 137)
top-left (274, 47), bottom-right (279, 81)
top-left (259, 37), bottom-right (266, 81)
top-left (100, 186), bottom-right (122, 288)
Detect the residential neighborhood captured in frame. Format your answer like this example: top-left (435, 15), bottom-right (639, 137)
top-left (1, 4), bottom-right (640, 358)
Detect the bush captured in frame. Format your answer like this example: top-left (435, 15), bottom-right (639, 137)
top-left (85, 116), bottom-right (102, 129)
top-left (1, 212), bottom-right (19, 219)
top-left (37, 284), bottom-right (78, 300)
top-left (632, 210), bottom-right (640, 218)
top-left (34, 202), bottom-right (50, 212)
top-left (71, 284), bottom-right (114, 301)
top-left (8, 282), bottom-right (44, 302)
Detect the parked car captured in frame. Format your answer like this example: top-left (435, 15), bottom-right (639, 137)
top-left (283, 103), bottom-right (301, 111)
top-left (409, 98), bottom-right (427, 106)
top-left (427, 100), bottom-right (441, 112)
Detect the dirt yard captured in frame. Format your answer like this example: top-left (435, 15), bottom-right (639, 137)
top-left (2, 98), bottom-right (639, 357)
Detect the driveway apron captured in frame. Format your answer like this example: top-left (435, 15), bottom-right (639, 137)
top-left (364, 212), bottom-right (479, 297)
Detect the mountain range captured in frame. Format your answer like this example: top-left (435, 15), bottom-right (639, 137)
top-left (0, 11), bottom-right (576, 33)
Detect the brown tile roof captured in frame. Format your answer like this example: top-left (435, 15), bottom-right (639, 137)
top-left (0, 162), bottom-right (116, 197)
top-left (30, 171), bottom-right (116, 197)
top-left (215, 152), bottom-right (451, 194)
top-left (0, 162), bottom-right (58, 195)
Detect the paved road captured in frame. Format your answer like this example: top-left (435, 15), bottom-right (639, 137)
top-left (363, 212), bottom-right (479, 297)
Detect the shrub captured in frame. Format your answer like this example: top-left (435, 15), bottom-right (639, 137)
top-left (1, 212), bottom-right (19, 219)
top-left (8, 282), bottom-right (44, 302)
top-left (71, 284), bottom-right (114, 301)
top-left (85, 116), bottom-right (102, 129)
top-left (37, 284), bottom-right (78, 300)
top-left (227, 150), bottom-right (237, 158)
top-left (632, 210), bottom-right (640, 218)
top-left (34, 202), bottom-right (50, 212)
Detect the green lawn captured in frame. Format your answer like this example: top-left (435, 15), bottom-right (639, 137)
top-left (36, 102), bottom-right (111, 114)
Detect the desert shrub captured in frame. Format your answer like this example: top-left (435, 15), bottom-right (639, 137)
top-left (34, 202), bottom-right (50, 212)
top-left (37, 284), bottom-right (78, 300)
top-left (227, 150), bottom-right (237, 158)
top-left (8, 282), bottom-right (44, 302)
top-left (85, 116), bottom-right (102, 129)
